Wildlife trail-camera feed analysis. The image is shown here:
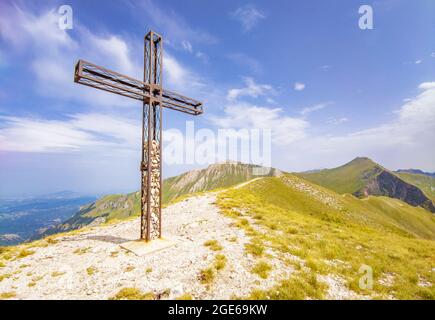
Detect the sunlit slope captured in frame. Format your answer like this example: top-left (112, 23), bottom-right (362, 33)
top-left (217, 174), bottom-right (435, 299)
top-left (297, 157), bottom-right (381, 194)
top-left (230, 174), bottom-right (435, 240)
top-left (298, 157), bottom-right (435, 213)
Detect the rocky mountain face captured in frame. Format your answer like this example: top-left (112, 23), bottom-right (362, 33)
top-left (355, 170), bottom-right (435, 213)
top-left (38, 163), bottom-right (281, 238)
top-left (162, 162), bottom-right (282, 203)
top-left (298, 157), bottom-right (435, 213)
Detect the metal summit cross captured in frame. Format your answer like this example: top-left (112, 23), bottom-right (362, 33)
top-left (74, 31), bottom-right (203, 242)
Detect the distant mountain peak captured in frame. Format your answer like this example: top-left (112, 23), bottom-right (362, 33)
top-left (396, 169), bottom-right (435, 178)
top-left (347, 156), bottom-right (377, 166)
top-left (298, 158), bottom-right (435, 213)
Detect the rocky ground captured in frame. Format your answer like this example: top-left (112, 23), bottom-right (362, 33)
top-left (0, 180), bottom-right (365, 300)
top-left (0, 186), bottom-right (292, 299)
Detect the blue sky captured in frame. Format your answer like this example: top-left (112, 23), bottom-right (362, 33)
top-left (0, 0), bottom-right (434, 197)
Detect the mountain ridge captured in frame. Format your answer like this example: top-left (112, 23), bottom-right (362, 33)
top-left (396, 169), bottom-right (435, 178)
top-left (35, 159), bottom-right (434, 241)
top-left (297, 157), bottom-right (435, 213)
top-left (37, 162), bottom-right (281, 238)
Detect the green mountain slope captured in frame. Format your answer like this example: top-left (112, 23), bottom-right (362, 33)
top-left (40, 163), bottom-right (281, 236)
top-left (298, 157), bottom-right (381, 194)
top-left (217, 174), bottom-right (435, 299)
top-left (297, 157), bottom-right (435, 213)
top-left (395, 171), bottom-right (435, 202)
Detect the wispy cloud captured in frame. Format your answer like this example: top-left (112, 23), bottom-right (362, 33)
top-left (227, 77), bottom-right (275, 101)
top-left (300, 102), bottom-right (332, 116)
top-left (137, 0), bottom-right (217, 46)
top-left (294, 82), bottom-right (306, 91)
top-left (164, 53), bottom-right (205, 92)
top-left (181, 40), bottom-right (193, 53)
top-left (404, 59), bottom-right (423, 65)
top-left (320, 65), bottom-right (332, 70)
top-left (327, 117), bottom-right (349, 125)
top-left (230, 5), bottom-right (265, 32)
top-left (0, 113), bottom-right (140, 153)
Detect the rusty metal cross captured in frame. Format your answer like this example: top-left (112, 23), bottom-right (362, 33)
top-left (74, 31), bottom-right (203, 241)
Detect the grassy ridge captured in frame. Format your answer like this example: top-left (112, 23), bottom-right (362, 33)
top-left (396, 172), bottom-right (435, 202)
top-left (216, 174), bottom-right (435, 299)
top-left (297, 157), bottom-right (382, 194)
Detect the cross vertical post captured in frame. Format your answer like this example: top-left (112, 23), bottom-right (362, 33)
top-left (141, 31), bottom-right (163, 241)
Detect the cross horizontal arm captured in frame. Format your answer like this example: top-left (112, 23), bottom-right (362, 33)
top-left (74, 60), bottom-right (203, 115)
top-left (161, 89), bottom-right (203, 115)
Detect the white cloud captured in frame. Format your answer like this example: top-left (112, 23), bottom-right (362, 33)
top-left (0, 6), bottom-right (74, 50)
top-left (327, 117), bottom-right (348, 125)
top-left (227, 77), bottom-right (274, 101)
top-left (294, 82), bottom-right (306, 91)
top-left (210, 103), bottom-right (308, 146)
top-left (0, 4), bottom-right (140, 108)
top-left (418, 82), bottom-right (435, 90)
top-left (164, 53), bottom-right (204, 92)
top-left (279, 81), bottom-right (435, 171)
top-left (431, 52), bottom-right (435, 58)
top-left (300, 102), bottom-right (332, 116)
top-left (230, 5), bottom-right (265, 32)
top-left (415, 59), bottom-right (422, 64)
top-left (0, 3), bottom-right (208, 110)
top-left (91, 35), bottom-right (135, 76)
top-left (0, 113), bottom-right (140, 153)
top-left (181, 40), bottom-right (193, 53)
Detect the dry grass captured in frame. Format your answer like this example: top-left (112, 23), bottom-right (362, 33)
top-left (245, 241), bottom-right (264, 257)
top-left (0, 291), bottom-right (16, 299)
top-left (0, 273), bottom-right (12, 282)
top-left (252, 261), bottom-right (272, 279)
top-left (214, 254), bottom-right (227, 271)
top-left (16, 248), bottom-right (34, 259)
top-left (217, 175), bottom-right (435, 299)
top-left (110, 288), bottom-right (154, 300)
top-left (203, 239), bottom-right (223, 251)
top-left (86, 267), bottom-right (98, 276)
top-left (198, 268), bottom-right (215, 284)
top-left (176, 293), bottom-right (193, 300)
top-left (73, 247), bottom-right (90, 255)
